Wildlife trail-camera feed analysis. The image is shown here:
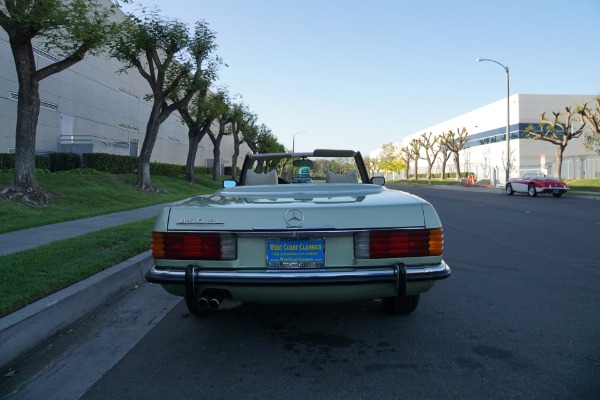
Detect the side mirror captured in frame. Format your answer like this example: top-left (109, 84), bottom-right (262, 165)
top-left (370, 176), bottom-right (385, 186)
top-left (223, 180), bottom-right (237, 188)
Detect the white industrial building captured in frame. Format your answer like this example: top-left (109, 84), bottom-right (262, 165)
top-left (0, 5), bottom-right (249, 171)
top-left (372, 94), bottom-right (599, 184)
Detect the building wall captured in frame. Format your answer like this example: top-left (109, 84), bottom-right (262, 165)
top-left (371, 94), bottom-right (599, 182)
top-left (0, 6), bottom-right (249, 170)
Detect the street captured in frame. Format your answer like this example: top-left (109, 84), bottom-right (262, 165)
top-left (3, 186), bottom-right (600, 399)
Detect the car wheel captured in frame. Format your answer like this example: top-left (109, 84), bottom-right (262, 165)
top-left (382, 294), bottom-right (420, 314)
top-left (527, 184), bottom-right (537, 197)
top-left (505, 183), bottom-right (514, 195)
top-left (552, 192), bottom-right (563, 198)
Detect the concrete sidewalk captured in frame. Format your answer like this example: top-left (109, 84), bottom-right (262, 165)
top-left (0, 202), bottom-right (173, 371)
top-left (0, 202), bottom-right (172, 256)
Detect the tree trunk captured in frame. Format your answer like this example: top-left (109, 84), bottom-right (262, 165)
top-left (231, 134), bottom-right (240, 181)
top-left (185, 126), bottom-right (202, 182)
top-left (555, 145), bottom-right (565, 179)
top-left (212, 136), bottom-right (223, 182)
top-left (440, 158), bottom-right (448, 180)
top-left (137, 113), bottom-right (162, 190)
top-left (426, 162), bottom-right (432, 180)
top-left (413, 160), bottom-right (418, 180)
top-left (453, 153), bottom-right (462, 181)
top-left (137, 92), bottom-right (178, 191)
top-left (11, 42), bottom-right (40, 190)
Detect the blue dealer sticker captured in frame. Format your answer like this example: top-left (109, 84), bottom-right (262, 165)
top-left (266, 239), bottom-right (325, 269)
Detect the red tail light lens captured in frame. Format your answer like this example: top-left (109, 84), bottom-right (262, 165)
top-left (355, 228), bottom-right (443, 258)
top-left (152, 232), bottom-right (236, 260)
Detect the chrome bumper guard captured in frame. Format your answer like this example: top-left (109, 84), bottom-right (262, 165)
top-left (146, 261), bottom-right (451, 287)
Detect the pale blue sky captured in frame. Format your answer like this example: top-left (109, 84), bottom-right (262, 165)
top-left (122, 0), bottom-right (600, 154)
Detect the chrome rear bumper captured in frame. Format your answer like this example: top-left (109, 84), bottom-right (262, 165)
top-left (146, 261), bottom-right (451, 286)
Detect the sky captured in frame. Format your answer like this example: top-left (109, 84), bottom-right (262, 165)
top-left (120, 0), bottom-right (600, 155)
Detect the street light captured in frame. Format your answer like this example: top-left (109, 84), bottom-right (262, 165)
top-left (292, 131), bottom-right (306, 153)
top-left (476, 57), bottom-right (511, 182)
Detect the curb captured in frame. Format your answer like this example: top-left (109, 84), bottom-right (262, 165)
top-left (0, 250), bottom-right (153, 371)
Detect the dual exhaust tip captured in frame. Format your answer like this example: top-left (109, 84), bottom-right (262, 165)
top-left (197, 291), bottom-right (226, 309)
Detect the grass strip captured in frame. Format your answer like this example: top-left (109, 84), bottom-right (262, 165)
top-left (0, 173), bottom-right (220, 233)
top-left (0, 218), bottom-right (154, 317)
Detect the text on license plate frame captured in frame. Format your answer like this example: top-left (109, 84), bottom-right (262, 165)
top-left (266, 238), bottom-right (325, 269)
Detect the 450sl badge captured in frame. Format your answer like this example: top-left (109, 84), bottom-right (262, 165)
top-left (177, 218), bottom-right (224, 225)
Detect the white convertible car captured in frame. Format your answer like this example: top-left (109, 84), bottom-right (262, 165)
top-left (146, 150), bottom-right (451, 316)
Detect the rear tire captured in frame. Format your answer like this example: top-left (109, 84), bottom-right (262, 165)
top-left (527, 184), bottom-right (537, 197)
top-left (506, 184), bottom-right (514, 195)
top-left (383, 294), bottom-right (420, 314)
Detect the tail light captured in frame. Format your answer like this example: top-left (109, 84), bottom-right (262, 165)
top-left (152, 232), bottom-right (236, 260)
top-left (354, 228), bottom-right (443, 258)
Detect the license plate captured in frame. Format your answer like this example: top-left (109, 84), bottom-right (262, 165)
top-left (266, 238), bottom-right (325, 269)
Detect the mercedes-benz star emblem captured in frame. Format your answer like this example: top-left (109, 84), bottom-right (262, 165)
top-left (284, 209), bottom-right (304, 228)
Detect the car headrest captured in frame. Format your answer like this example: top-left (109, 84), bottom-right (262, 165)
top-left (244, 169), bottom-right (278, 185)
top-left (325, 170), bottom-right (358, 183)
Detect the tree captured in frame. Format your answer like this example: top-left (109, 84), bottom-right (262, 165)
top-left (237, 124), bottom-right (285, 174)
top-left (174, 21), bottom-right (222, 182)
top-left (440, 128), bottom-right (469, 181)
top-left (251, 125), bottom-right (285, 154)
top-left (0, 0), bottom-right (122, 204)
top-left (418, 132), bottom-right (441, 180)
top-left (179, 88), bottom-right (219, 182)
top-left (377, 143), bottom-right (405, 177)
top-left (111, 11), bottom-right (209, 190)
top-left (409, 139), bottom-right (421, 180)
top-left (399, 146), bottom-right (414, 179)
top-left (576, 96), bottom-right (600, 154)
top-left (363, 156), bottom-right (377, 176)
top-left (207, 90), bottom-right (234, 182)
top-left (229, 104), bottom-right (257, 181)
top-left (525, 107), bottom-right (586, 178)
top-left (437, 132), bottom-right (453, 180)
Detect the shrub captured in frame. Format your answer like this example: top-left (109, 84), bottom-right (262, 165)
top-left (0, 153), bottom-right (13, 169)
top-left (150, 162), bottom-right (185, 177)
top-left (0, 153), bottom-right (52, 170)
top-left (35, 155), bottom-right (51, 170)
top-left (49, 152), bottom-right (80, 172)
top-left (82, 153), bottom-right (137, 174)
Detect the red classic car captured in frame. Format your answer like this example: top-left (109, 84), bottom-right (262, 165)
top-left (505, 174), bottom-right (569, 197)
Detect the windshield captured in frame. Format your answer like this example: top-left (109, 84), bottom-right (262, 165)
top-left (250, 155), bottom-right (359, 182)
top-left (238, 150), bottom-right (375, 186)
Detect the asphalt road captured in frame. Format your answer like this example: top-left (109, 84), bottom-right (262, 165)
top-left (3, 186), bottom-right (600, 399)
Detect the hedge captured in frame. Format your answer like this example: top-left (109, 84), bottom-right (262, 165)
top-left (1, 152), bottom-right (218, 178)
top-left (0, 153), bottom-right (51, 170)
top-left (82, 153), bottom-right (137, 174)
top-left (49, 152), bottom-right (80, 171)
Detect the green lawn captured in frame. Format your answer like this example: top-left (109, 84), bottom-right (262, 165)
top-left (564, 178), bottom-right (600, 193)
top-left (389, 177), bottom-right (600, 192)
top-left (0, 219), bottom-right (154, 317)
top-left (0, 171), bottom-right (221, 233)
top-left (0, 171), bottom-right (221, 316)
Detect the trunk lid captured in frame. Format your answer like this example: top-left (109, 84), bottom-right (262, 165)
top-left (162, 184), bottom-right (438, 231)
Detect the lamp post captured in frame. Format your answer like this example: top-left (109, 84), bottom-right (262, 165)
top-left (476, 58), bottom-right (510, 182)
top-left (292, 131), bottom-right (306, 153)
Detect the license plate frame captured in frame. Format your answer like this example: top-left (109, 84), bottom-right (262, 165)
top-left (266, 238), bottom-right (325, 269)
